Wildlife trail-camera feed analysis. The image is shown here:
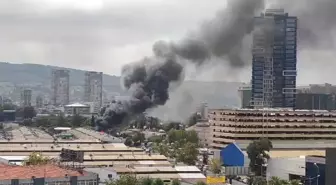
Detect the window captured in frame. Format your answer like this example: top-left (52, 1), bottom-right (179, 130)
top-left (286, 45), bottom-right (295, 49)
top-left (286, 28), bottom-right (296, 31)
top-left (286, 36), bottom-right (295, 41)
top-left (286, 32), bottom-right (296, 36)
top-left (287, 18), bottom-right (296, 23)
top-left (286, 50), bottom-right (295, 54)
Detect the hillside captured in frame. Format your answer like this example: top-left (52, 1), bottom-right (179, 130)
top-left (0, 62), bottom-right (120, 86)
top-left (0, 62), bottom-right (241, 108)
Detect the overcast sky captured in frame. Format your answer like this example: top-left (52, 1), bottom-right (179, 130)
top-left (0, 0), bottom-right (336, 85)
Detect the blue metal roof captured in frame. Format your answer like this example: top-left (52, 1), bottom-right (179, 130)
top-left (220, 143), bottom-right (245, 167)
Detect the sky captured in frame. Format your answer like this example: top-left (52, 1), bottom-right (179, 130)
top-left (0, 0), bottom-right (336, 85)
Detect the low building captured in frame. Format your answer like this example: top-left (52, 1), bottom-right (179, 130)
top-left (113, 166), bottom-right (205, 184)
top-left (0, 164), bottom-right (98, 185)
top-left (238, 84), bottom-right (252, 109)
top-left (266, 157), bottom-right (305, 182)
top-left (296, 93), bottom-right (336, 110)
top-left (209, 108), bottom-right (336, 149)
top-left (64, 103), bottom-right (90, 115)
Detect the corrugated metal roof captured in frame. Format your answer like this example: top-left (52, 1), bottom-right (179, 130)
top-left (175, 166), bottom-right (200, 172)
top-left (178, 173), bottom-right (205, 179)
top-left (0, 156), bottom-right (27, 161)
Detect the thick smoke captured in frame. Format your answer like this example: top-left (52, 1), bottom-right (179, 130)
top-left (269, 0), bottom-right (336, 49)
top-left (96, 0), bottom-right (265, 130)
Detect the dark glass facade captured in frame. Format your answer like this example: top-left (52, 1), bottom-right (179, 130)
top-left (251, 10), bottom-right (297, 108)
top-left (296, 93), bottom-right (336, 110)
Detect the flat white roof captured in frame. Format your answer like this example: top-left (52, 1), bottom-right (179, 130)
top-left (54, 127), bottom-right (71, 131)
top-left (178, 173), bottom-right (205, 179)
top-left (0, 156), bottom-right (27, 161)
top-left (175, 166), bottom-right (200, 172)
top-left (65, 103), bottom-right (89, 108)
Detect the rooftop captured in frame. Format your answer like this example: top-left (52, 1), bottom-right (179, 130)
top-left (0, 164), bottom-right (87, 180)
top-left (65, 103), bottom-right (89, 108)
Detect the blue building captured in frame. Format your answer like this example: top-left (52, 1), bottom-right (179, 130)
top-left (0, 110), bottom-right (16, 122)
top-left (251, 9), bottom-right (297, 108)
top-left (220, 143), bottom-right (245, 167)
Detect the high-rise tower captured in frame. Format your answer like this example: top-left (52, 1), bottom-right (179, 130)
top-left (51, 69), bottom-right (70, 106)
top-left (251, 9), bottom-right (297, 108)
top-left (84, 71), bottom-right (103, 111)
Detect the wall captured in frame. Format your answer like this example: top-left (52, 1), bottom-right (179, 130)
top-left (326, 148), bottom-right (336, 185)
top-left (267, 157), bottom-right (305, 181)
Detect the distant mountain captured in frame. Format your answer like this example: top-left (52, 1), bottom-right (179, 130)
top-left (0, 62), bottom-right (242, 108)
top-left (0, 62), bottom-right (120, 86)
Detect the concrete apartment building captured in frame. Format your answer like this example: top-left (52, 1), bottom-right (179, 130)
top-left (84, 71), bottom-right (103, 113)
top-left (20, 89), bottom-right (32, 107)
top-left (251, 9), bottom-right (297, 108)
top-left (51, 69), bottom-right (70, 106)
top-left (209, 108), bottom-right (336, 150)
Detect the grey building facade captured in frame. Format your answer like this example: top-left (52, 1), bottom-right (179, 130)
top-left (20, 89), bottom-right (32, 107)
top-left (238, 84), bottom-right (252, 108)
top-left (51, 69), bottom-right (70, 106)
top-left (84, 71), bottom-right (103, 109)
top-left (251, 9), bottom-right (297, 108)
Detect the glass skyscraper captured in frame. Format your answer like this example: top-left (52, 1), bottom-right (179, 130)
top-left (251, 9), bottom-right (297, 108)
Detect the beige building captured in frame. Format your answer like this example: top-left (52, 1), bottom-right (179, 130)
top-left (186, 121), bottom-right (211, 147)
top-left (209, 108), bottom-right (336, 149)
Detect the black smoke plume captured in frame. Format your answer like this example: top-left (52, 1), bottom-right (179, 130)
top-left (96, 0), bottom-right (265, 130)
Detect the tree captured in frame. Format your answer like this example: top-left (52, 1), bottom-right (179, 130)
top-left (148, 135), bottom-right (164, 143)
top-left (105, 174), bottom-right (138, 185)
top-left (23, 106), bottom-right (36, 119)
top-left (268, 177), bottom-right (302, 185)
top-left (153, 179), bottom-right (164, 185)
top-left (250, 176), bottom-right (266, 185)
top-left (23, 152), bottom-right (50, 166)
top-left (70, 114), bottom-right (84, 127)
top-left (124, 137), bottom-right (133, 146)
top-left (176, 142), bottom-right (198, 165)
top-left (246, 138), bottom-right (273, 176)
top-left (209, 158), bottom-right (222, 174)
top-left (153, 142), bottom-right (169, 156)
top-left (22, 118), bottom-right (33, 126)
top-left (140, 177), bottom-right (153, 185)
top-left (57, 114), bottom-right (70, 127)
top-left (171, 179), bottom-right (180, 185)
top-left (132, 132), bottom-right (145, 146)
top-left (195, 181), bottom-right (207, 185)
top-left (164, 122), bottom-right (182, 131)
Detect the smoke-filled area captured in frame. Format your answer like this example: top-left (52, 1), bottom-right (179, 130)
top-left (268, 0), bottom-right (336, 49)
top-left (95, 0), bottom-right (265, 130)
